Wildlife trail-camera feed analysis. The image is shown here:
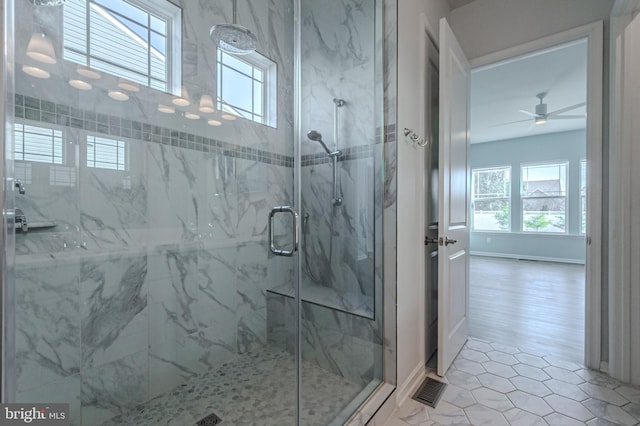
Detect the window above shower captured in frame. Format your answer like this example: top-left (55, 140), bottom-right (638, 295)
top-left (62, 0), bottom-right (182, 95)
top-left (216, 48), bottom-right (277, 127)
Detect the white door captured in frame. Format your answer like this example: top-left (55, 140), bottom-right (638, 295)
top-left (437, 17), bottom-right (471, 377)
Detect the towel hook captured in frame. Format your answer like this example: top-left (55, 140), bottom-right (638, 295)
top-left (403, 128), bottom-right (428, 147)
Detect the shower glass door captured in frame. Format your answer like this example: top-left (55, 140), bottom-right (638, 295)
top-left (3, 0), bottom-right (387, 424)
top-left (4, 0), bottom-right (299, 424)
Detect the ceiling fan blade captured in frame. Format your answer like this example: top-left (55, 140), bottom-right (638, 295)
top-left (490, 118), bottom-right (532, 127)
top-left (551, 114), bottom-right (586, 120)
top-left (548, 102), bottom-right (587, 116)
top-left (518, 110), bottom-right (540, 118)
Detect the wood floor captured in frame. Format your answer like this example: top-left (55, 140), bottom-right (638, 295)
top-left (469, 255), bottom-right (585, 362)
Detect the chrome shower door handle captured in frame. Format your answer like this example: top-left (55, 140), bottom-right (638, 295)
top-left (268, 206), bottom-right (299, 257)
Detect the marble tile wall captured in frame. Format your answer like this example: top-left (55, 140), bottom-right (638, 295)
top-left (266, 291), bottom-right (382, 389)
top-left (11, 1), bottom-right (296, 425)
top-left (299, 0), bottom-right (380, 320)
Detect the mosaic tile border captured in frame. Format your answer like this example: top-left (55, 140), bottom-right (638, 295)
top-left (15, 94), bottom-right (294, 168)
top-left (14, 94), bottom-right (390, 168)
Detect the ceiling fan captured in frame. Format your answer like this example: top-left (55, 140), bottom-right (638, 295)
top-left (520, 92), bottom-right (586, 124)
top-left (496, 92), bottom-right (586, 127)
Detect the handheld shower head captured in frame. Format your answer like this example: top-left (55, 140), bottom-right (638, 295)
top-left (306, 130), bottom-right (332, 155)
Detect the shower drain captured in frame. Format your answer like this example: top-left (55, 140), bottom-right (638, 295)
top-left (412, 377), bottom-right (447, 408)
top-left (195, 412), bottom-right (223, 425)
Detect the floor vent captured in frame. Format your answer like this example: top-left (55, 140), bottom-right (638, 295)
top-left (195, 412), bottom-right (223, 425)
top-left (412, 377), bottom-right (447, 408)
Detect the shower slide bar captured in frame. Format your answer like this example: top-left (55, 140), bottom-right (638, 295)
top-left (332, 98), bottom-right (345, 206)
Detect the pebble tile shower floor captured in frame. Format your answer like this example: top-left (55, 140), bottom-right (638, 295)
top-left (102, 347), bottom-right (362, 426)
top-left (386, 337), bottom-right (640, 426)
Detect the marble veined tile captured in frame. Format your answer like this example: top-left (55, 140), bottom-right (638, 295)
top-left (15, 263), bottom-right (80, 393)
top-left (81, 351), bottom-right (149, 426)
top-left (80, 255), bottom-right (148, 369)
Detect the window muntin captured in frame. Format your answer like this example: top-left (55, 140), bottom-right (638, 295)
top-left (14, 123), bottom-right (64, 164)
top-left (521, 162), bottom-right (568, 233)
top-left (580, 159), bottom-right (587, 234)
top-left (471, 166), bottom-right (511, 231)
top-left (217, 49), bottom-right (276, 126)
top-left (63, 0), bottom-right (181, 93)
top-left (87, 135), bottom-right (127, 171)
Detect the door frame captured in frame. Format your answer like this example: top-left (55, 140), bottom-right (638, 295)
top-left (469, 22), bottom-right (604, 370)
top-left (609, 1), bottom-right (640, 385)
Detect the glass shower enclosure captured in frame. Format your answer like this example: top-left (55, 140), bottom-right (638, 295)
top-left (1, 0), bottom-right (389, 424)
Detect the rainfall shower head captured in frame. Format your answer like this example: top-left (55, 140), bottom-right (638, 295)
top-left (210, 0), bottom-right (257, 55)
top-left (30, 0), bottom-right (65, 4)
top-left (210, 24), bottom-right (257, 55)
top-left (306, 130), bottom-right (332, 155)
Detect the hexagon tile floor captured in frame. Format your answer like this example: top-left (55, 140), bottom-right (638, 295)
top-left (386, 338), bottom-right (640, 426)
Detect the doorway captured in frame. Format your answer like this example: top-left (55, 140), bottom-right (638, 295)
top-left (464, 23), bottom-right (603, 367)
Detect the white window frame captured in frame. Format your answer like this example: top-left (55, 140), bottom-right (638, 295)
top-left (216, 48), bottom-right (277, 127)
top-left (86, 134), bottom-right (128, 171)
top-left (14, 122), bottom-right (64, 165)
top-left (520, 160), bottom-right (569, 234)
top-left (63, 0), bottom-right (182, 95)
top-left (471, 166), bottom-right (512, 232)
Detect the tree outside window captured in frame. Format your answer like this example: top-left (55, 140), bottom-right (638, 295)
top-left (472, 166), bottom-right (511, 231)
top-left (521, 162), bottom-right (568, 233)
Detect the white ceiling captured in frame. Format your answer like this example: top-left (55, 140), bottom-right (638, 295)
top-left (470, 39), bottom-right (588, 144)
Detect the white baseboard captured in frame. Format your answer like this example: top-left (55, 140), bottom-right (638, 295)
top-left (471, 251), bottom-right (586, 265)
top-left (396, 363), bottom-right (427, 407)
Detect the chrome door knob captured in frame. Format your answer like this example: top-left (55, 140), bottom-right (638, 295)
top-left (439, 237), bottom-right (457, 246)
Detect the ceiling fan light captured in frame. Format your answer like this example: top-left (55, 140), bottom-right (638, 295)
top-left (535, 117), bottom-right (547, 125)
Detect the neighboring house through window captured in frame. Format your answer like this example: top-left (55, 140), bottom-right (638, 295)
top-left (521, 161), bottom-right (568, 233)
top-left (63, 0), bottom-right (182, 94)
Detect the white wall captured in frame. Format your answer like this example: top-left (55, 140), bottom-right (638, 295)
top-left (394, 0), bottom-right (620, 401)
top-left (450, 0), bottom-right (615, 59)
top-left (608, 0), bottom-right (640, 386)
top-left (395, 0), bottom-right (449, 400)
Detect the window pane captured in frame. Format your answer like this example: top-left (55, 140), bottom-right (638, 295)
top-left (221, 51), bottom-right (253, 76)
top-left (522, 197), bottom-right (566, 232)
top-left (14, 124), bottom-right (64, 164)
top-left (253, 81), bottom-right (263, 117)
top-left (94, 0), bottom-right (148, 26)
top-left (473, 199), bottom-right (510, 231)
top-left (221, 67), bottom-right (253, 112)
top-left (150, 15), bottom-right (167, 33)
top-left (473, 167), bottom-right (510, 198)
top-left (150, 32), bottom-right (166, 55)
top-left (522, 163), bottom-right (567, 197)
top-left (217, 48), bottom-right (275, 126)
top-left (87, 136), bottom-right (126, 171)
top-left (64, 0), bottom-right (175, 93)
